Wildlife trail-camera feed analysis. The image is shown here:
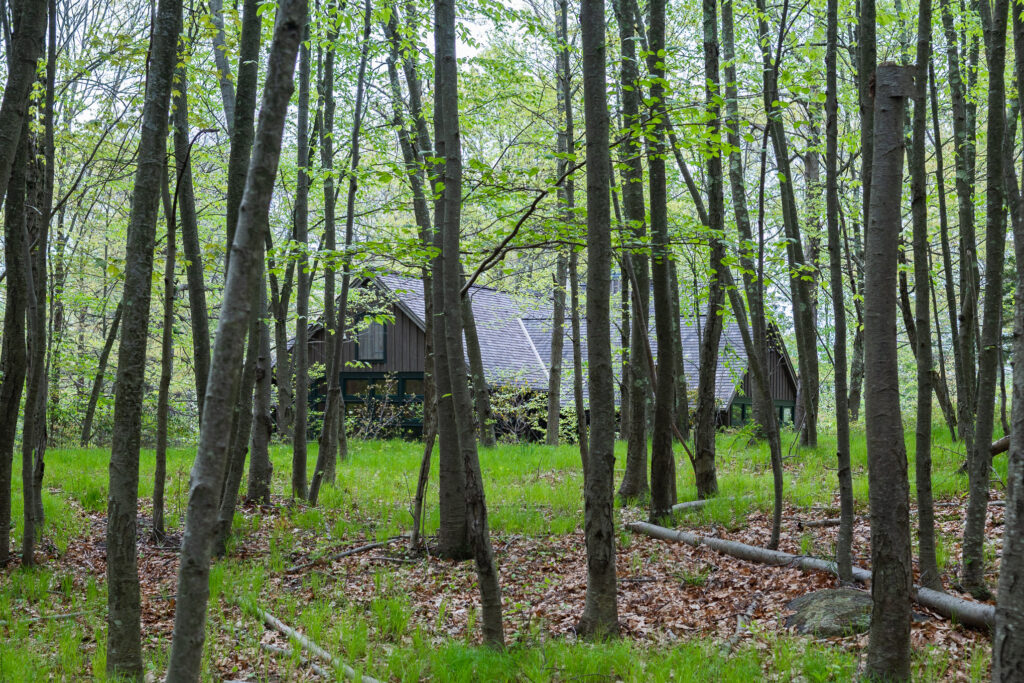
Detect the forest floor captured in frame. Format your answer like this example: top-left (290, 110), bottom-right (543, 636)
top-left (1, 422), bottom-right (1006, 681)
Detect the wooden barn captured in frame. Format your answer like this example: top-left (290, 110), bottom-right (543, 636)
top-left (288, 274), bottom-right (799, 435)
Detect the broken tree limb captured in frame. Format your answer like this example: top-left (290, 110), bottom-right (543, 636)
top-left (248, 604), bottom-right (382, 683)
top-left (627, 521), bottom-right (994, 630)
top-left (992, 435), bottom-right (1010, 455)
top-left (796, 518), bottom-right (842, 528)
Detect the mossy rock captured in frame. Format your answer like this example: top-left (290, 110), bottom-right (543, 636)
top-left (785, 588), bottom-right (872, 637)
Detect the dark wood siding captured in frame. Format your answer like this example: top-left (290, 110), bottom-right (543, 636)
top-left (736, 346), bottom-right (797, 403)
top-left (339, 302), bottom-right (425, 373)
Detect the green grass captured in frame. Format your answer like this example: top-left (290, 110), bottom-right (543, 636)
top-left (1, 421), bottom-right (995, 680)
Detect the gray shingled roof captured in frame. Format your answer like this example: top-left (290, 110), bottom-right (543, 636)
top-left (521, 313), bottom-right (747, 407)
top-left (362, 275), bottom-right (759, 409)
top-left (376, 275), bottom-right (551, 391)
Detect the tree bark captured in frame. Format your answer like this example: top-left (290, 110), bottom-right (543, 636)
top-left (647, 0), bottom-right (677, 520)
top-left (961, 0), bottom-right (1009, 601)
top-left (863, 63), bottom-right (914, 682)
top-left (165, 3), bottom-right (304, 676)
top-left (570, 249), bottom-right (588, 458)
top-left (611, 0), bottom-right (649, 502)
top-left (0, 134), bottom-right (28, 566)
top-left (929, 58), bottom-right (960, 443)
top-left (993, 12), bottom-right (1024, 675)
top-left (908, 0), bottom-right (941, 592)
top-left (939, 0), bottom-right (978, 459)
top-left (824, 0), bottom-right (854, 583)
top-left (153, 163), bottom-right (177, 544)
top-left (209, 0), bottom-right (236, 133)
top-left (692, 0), bottom-right (727, 500)
top-left (313, 0), bottom-right (372, 502)
top-left (755, 0), bottom-right (818, 447)
top-left (172, 62), bottom-right (210, 417)
top-left (722, 0), bottom-right (785, 551)
top-left (576, 0), bottom-right (618, 638)
top-left (433, 0), bottom-right (504, 646)
top-left (291, 17), bottom-right (312, 501)
top-left (0, 0), bottom-right (46, 209)
top-left (106, 0), bottom-right (182, 677)
top-left (247, 284), bottom-right (274, 504)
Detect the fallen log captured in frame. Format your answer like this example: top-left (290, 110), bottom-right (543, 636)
top-left (247, 603), bottom-right (382, 683)
top-left (671, 495), bottom-right (750, 513)
top-left (627, 521), bottom-right (994, 631)
top-left (992, 435), bottom-right (1010, 456)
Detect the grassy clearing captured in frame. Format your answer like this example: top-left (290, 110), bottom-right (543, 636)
top-left (1, 421), bottom-right (997, 681)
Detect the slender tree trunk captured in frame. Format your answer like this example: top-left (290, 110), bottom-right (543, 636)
top-left (268, 236), bottom-right (295, 440)
top-left (929, 59), bottom-right (960, 442)
top-left (571, 250), bottom-right (588, 458)
top-left (106, 0), bottom-right (182, 677)
top-left (0, 0), bottom-right (46, 208)
top-left (755, 0), bottom-right (818, 448)
top-left (611, 0), bottom-right (649, 502)
top-left (692, 0), bottom-right (727, 499)
top-left (165, 4), bottom-right (304, 677)
top-left (961, 0), bottom-right (1009, 600)
top-left (248, 284), bottom-right (274, 504)
top-left (80, 301), bottom-right (123, 447)
top-left (209, 0), bottom-right (236, 132)
top-left (547, 254), bottom-right (567, 445)
top-left (853, 0), bottom-right (874, 427)
top-left (669, 262), bottom-right (688, 444)
top-left (939, 0), bottom-right (977, 459)
top-left (433, 0), bottom-right (504, 645)
top-left (172, 63), bottom-right (210, 416)
top-left (647, 0), bottom-right (676, 520)
top-left (213, 284), bottom-right (260, 557)
top-left (723, 0), bottom-right (785, 551)
top-left (313, 0), bottom-right (372, 502)
top-left (462, 292), bottom-right (496, 446)
top-left (993, 14), bottom-right (1024, 675)
top-left (863, 63), bottom-right (914, 682)
top-left (315, 13), bottom-right (340, 489)
top-left (214, 0), bottom-right (265, 547)
top-left (221, 0), bottom-right (264, 513)
top-left (823, 0), bottom-right (853, 583)
top-left (153, 164), bottom-right (177, 544)
top-left (0, 135), bottom-right (28, 566)
top-left (576, 0), bottom-right (618, 638)
top-left (908, 0), bottom-right (941, 591)
top-left (291, 17), bottom-right (312, 501)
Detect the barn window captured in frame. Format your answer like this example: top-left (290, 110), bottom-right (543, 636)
top-left (356, 320), bottom-right (386, 361)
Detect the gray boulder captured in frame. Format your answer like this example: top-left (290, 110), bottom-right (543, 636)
top-left (785, 588), bottom-right (873, 637)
